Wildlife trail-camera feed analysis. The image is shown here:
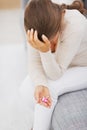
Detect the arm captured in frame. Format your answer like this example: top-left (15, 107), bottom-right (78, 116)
top-left (40, 14), bottom-right (86, 80)
top-left (27, 44), bottom-right (48, 87)
top-left (27, 10), bottom-right (86, 81)
top-left (28, 44), bottom-right (52, 107)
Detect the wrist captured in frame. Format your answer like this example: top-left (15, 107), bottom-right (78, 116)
top-left (35, 85), bottom-right (47, 89)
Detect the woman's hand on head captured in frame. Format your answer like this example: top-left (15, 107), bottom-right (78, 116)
top-left (34, 85), bottom-right (52, 108)
top-left (27, 29), bottom-right (50, 52)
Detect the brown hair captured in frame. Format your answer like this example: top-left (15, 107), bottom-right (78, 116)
top-left (61, 0), bottom-right (87, 15)
top-left (24, 0), bottom-right (87, 41)
top-left (24, 0), bottom-right (62, 41)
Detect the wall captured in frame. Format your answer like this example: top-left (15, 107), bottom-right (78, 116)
top-left (0, 0), bottom-right (20, 9)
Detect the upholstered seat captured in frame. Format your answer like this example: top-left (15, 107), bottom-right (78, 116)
top-left (52, 88), bottom-right (87, 130)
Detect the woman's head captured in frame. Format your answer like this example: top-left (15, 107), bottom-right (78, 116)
top-left (24, 0), bottom-right (62, 41)
top-left (24, 0), bottom-right (87, 42)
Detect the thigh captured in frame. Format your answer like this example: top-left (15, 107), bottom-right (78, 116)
top-left (48, 67), bottom-right (87, 97)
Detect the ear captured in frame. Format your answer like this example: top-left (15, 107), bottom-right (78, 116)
top-left (62, 9), bottom-right (66, 15)
top-left (61, 9), bottom-right (66, 18)
top-left (59, 9), bottom-right (66, 31)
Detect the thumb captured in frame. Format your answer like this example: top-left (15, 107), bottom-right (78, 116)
top-left (35, 92), bottom-right (40, 103)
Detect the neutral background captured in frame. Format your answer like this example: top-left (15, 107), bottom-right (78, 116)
top-left (0, 0), bottom-right (20, 9)
top-left (0, 0), bottom-right (29, 129)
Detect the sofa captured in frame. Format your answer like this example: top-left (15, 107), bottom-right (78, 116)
top-left (21, 0), bottom-right (87, 130)
top-left (51, 88), bottom-right (87, 130)
top-left (84, 0), bottom-right (87, 9)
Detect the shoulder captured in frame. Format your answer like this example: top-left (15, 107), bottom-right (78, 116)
top-left (65, 9), bottom-right (87, 25)
top-left (61, 10), bottom-right (87, 43)
top-left (65, 9), bottom-right (86, 19)
top-left (63, 9), bottom-right (87, 34)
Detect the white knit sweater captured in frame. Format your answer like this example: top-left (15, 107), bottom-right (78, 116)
top-left (27, 10), bottom-right (87, 87)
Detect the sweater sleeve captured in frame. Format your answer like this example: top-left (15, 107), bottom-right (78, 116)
top-left (40, 12), bottom-right (86, 80)
top-left (27, 44), bottom-right (48, 87)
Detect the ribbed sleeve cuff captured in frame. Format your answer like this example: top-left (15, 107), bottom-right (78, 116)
top-left (39, 50), bottom-right (54, 62)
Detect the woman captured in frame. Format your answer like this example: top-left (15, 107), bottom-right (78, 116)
top-left (20, 0), bottom-right (87, 130)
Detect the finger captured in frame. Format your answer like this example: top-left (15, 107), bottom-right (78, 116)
top-left (34, 30), bottom-right (38, 42)
top-left (47, 99), bottom-right (52, 107)
top-left (33, 30), bottom-right (40, 48)
top-left (39, 100), bottom-right (49, 108)
top-left (28, 29), bottom-right (38, 48)
top-left (34, 92), bottom-right (40, 103)
top-left (30, 28), bottom-right (34, 43)
top-left (34, 30), bottom-right (43, 46)
top-left (27, 30), bottom-right (30, 36)
top-left (42, 34), bottom-right (50, 46)
top-left (27, 30), bottom-right (30, 42)
top-left (39, 96), bottom-right (49, 107)
top-left (42, 100), bottom-right (51, 108)
top-left (40, 96), bottom-right (51, 108)
top-left (27, 29), bottom-right (34, 47)
top-left (45, 96), bottom-right (52, 107)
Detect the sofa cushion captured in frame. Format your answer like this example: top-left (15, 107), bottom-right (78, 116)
top-left (52, 88), bottom-right (87, 130)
